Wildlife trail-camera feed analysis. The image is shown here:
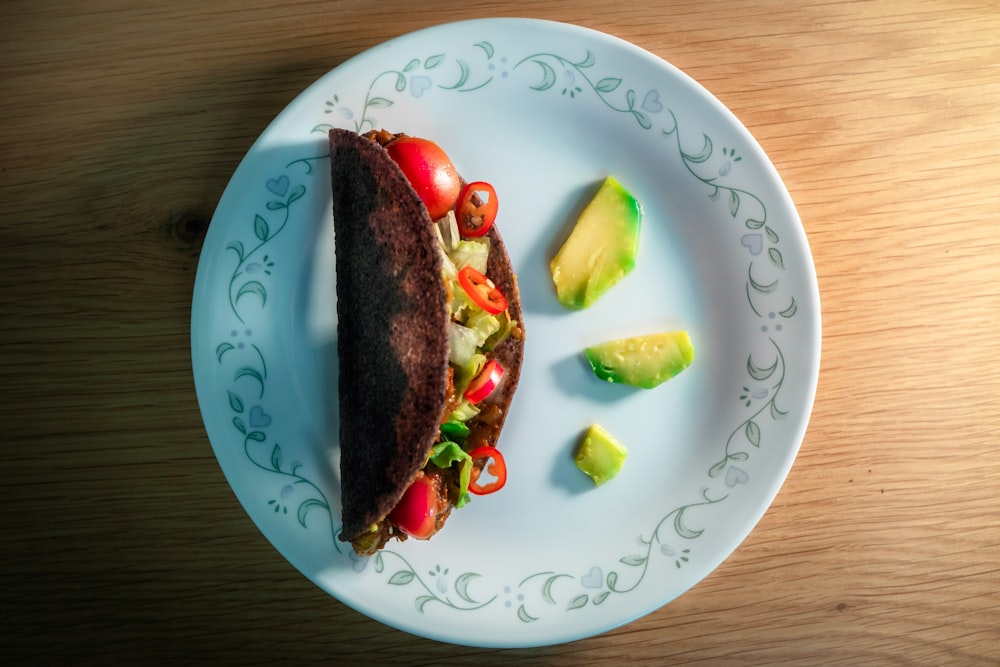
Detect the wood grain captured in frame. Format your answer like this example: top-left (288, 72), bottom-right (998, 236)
top-left (3, 0), bottom-right (998, 663)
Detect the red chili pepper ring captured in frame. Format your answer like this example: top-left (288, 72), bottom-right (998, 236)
top-left (468, 446), bottom-right (507, 495)
top-left (457, 266), bottom-right (508, 315)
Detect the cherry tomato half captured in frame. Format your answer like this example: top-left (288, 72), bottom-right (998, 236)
top-left (385, 137), bottom-right (461, 221)
top-left (456, 181), bottom-right (498, 238)
top-left (388, 473), bottom-right (439, 539)
top-left (457, 266), bottom-right (508, 315)
top-left (464, 359), bottom-right (505, 403)
top-left (468, 446), bottom-right (507, 495)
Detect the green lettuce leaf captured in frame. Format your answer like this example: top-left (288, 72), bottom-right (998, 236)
top-left (429, 441), bottom-right (473, 508)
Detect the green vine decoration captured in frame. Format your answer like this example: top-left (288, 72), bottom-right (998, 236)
top-left (515, 572), bottom-right (574, 622)
top-left (513, 50), bottom-right (653, 128)
top-left (215, 342), bottom-right (267, 399)
top-left (369, 550), bottom-right (497, 612)
top-left (512, 487), bottom-right (728, 620)
top-left (223, 156), bottom-right (328, 323)
top-left (225, 188), bottom-right (301, 324)
top-left (215, 152), bottom-right (343, 551)
top-left (605, 488), bottom-right (727, 592)
top-left (314, 43), bottom-right (497, 136)
top-left (660, 110), bottom-right (794, 322)
top-left (709, 339), bottom-right (788, 479)
top-left (219, 376), bottom-right (341, 552)
top-left (661, 110), bottom-right (767, 230)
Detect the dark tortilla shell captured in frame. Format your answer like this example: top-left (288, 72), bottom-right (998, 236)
top-left (475, 225), bottom-right (524, 438)
top-left (329, 128), bottom-right (524, 546)
top-left (330, 128), bottom-right (450, 543)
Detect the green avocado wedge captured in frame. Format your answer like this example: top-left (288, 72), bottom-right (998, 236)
top-left (574, 423), bottom-right (628, 486)
top-left (550, 176), bottom-right (642, 310)
top-left (584, 331), bottom-right (695, 389)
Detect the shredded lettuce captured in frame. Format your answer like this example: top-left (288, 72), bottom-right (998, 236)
top-left (448, 322), bottom-right (479, 367)
top-left (436, 210), bottom-right (460, 252)
top-left (450, 238), bottom-right (490, 273)
top-left (449, 281), bottom-right (475, 319)
top-left (483, 310), bottom-right (512, 351)
top-left (429, 441), bottom-right (472, 508)
top-left (441, 420), bottom-right (471, 440)
top-left (465, 309), bottom-right (501, 344)
top-left (439, 251), bottom-right (458, 282)
top-left (449, 399), bottom-right (480, 423)
top-left (450, 313), bottom-right (500, 363)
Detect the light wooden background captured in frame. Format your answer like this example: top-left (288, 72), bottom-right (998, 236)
top-left (3, 0), bottom-right (998, 664)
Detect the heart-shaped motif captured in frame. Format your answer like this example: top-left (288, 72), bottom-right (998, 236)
top-left (410, 75), bottom-right (432, 98)
top-left (726, 466), bottom-right (749, 488)
top-left (581, 566), bottom-right (603, 589)
top-left (740, 233), bottom-right (763, 256)
top-left (641, 89), bottom-right (663, 113)
top-left (249, 405), bottom-right (272, 428)
top-left (266, 175), bottom-right (289, 197)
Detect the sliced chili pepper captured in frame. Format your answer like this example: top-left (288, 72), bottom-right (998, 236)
top-left (456, 181), bottom-right (498, 238)
top-left (468, 446), bottom-right (507, 495)
top-left (463, 359), bottom-right (504, 403)
top-left (457, 266), bottom-right (507, 315)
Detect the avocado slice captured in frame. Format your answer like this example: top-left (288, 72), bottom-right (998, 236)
top-left (574, 424), bottom-right (627, 486)
top-left (584, 331), bottom-right (694, 389)
top-left (550, 176), bottom-right (642, 309)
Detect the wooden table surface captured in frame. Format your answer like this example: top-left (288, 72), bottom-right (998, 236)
top-left (4, 0), bottom-right (998, 663)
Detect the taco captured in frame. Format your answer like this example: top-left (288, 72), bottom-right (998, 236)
top-left (329, 128), bottom-right (524, 556)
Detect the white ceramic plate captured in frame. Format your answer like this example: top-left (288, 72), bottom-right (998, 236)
top-left (191, 18), bottom-right (820, 647)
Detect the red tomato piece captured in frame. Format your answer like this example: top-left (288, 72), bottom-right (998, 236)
top-left (385, 137), bottom-right (461, 220)
top-left (456, 181), bottom-right (499, 237)
top-left (388, 473), bottom-right (438, 539)
top-left (457, 266), bottom-right (508, 315)
top-left (464, 359), bottom-right (505, 403)
top-left (468, 446), bottom-right (507, 495)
